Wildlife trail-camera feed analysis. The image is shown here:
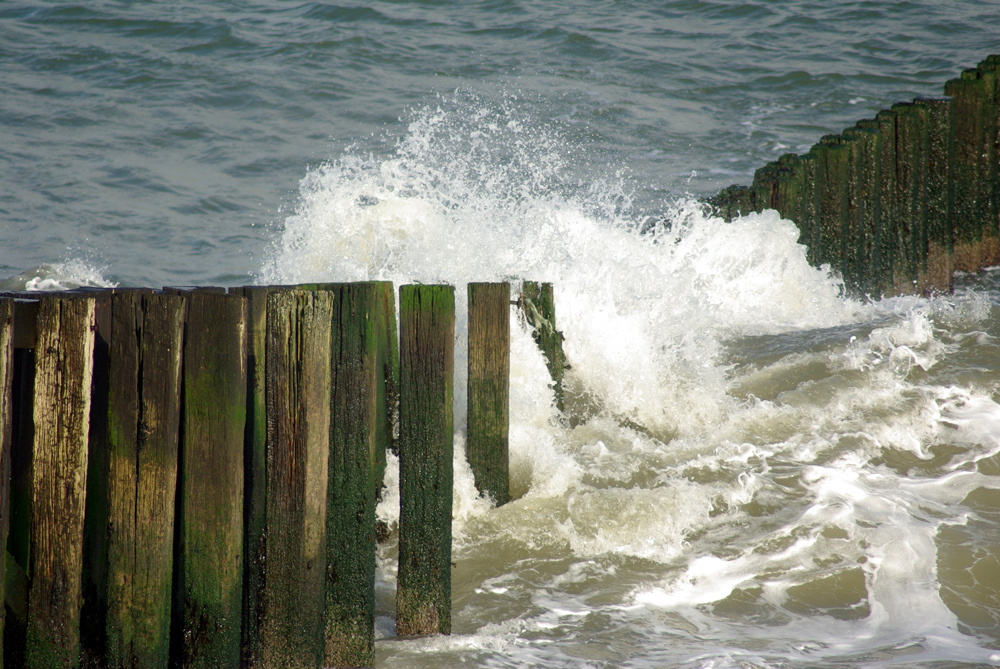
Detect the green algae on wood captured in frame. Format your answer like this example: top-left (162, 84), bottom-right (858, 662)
top-left (102, 291), bottom-right (185, 669)
top-left (945, 72), bottom-right (990, 271)
top-left (325, 283), bottom-right (381, 667)
top-left (240, 285), bottom-right (271, 669)
top-left (26, 295), bottom-right (96, 669)
top-left (262, 288), bottom-right (333, 669)
top-left (916, 97), bottom-right (956, 293)
top-left (175, 289), bottom-right (247, 669)
top-left (466, 282), bottom-right (510, 506)
top-left (518, 282), bottom-right (566, 412)
top-left (371, 281), bottom-right (399, 493)
top-left (397, 284), bottom-right (455, 637)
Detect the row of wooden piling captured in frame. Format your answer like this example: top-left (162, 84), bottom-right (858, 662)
top-left (0, 281), bottom-right (566, 669)
top-left (708, 54), bottom-right (1000, 297)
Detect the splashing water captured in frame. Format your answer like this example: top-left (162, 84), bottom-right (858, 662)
top-left (264, 91), bottom-right (1000, 667)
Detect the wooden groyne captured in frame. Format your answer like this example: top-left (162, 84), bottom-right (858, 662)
top-left (708, 54), bottom-right (1000, 298)
top-left (0, 282), bottom-right (566, 669)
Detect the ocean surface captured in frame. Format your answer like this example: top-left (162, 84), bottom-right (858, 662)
top-left (3, 1), bottom-right (1000, 667)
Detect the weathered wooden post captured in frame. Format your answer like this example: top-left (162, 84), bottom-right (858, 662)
top-left (100, 290), bottom-right (186, 669)
top-left (841, 129), bottom-right (864, 292)
top-left (892, 102), bottom-right (923, 292)
top-left (259, 288), bottom-right (333, 669)
top-left (371, 281), bottom-right (399, 474)
top-left (396, 284), bottom-right (455, 637)
top-left (914, 97), bottom-right (955, 293)
top-left (4, 298), bottom-right (38, 666)
top-left (0, 298), bottom-right (13, 669)
top-left (752, 163), bottom-right (780, 211)
top-left (518, 282), bottom-right (566, 412)
top-left (844, 122), bottom-right (880, 296)
top-left (875, 110), bottom-right (899, 295)
top-left (977, 57), bottom-right (1000, 264)
top-left (466, 282), bottom-right (510, 506)
top-left (774, 154), bottom-right (805, 226)
top-left (175, 289), bottom-right (247, 668)
top-left (817, 135), bottom-right (851, 279)
top-left (240, 285), bottom-right (270, 669)
top-left (946, 70), bottom-right (991, 271)
top-left (79, 290), bottom-right (111, 668)
top-left (26, 295), bottom-right (96, 668)
top-left (325, 283), bottom-right (382, 667)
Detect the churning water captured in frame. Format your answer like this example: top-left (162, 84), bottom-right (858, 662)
top-left (4, 1), bottom-right (1000, 666)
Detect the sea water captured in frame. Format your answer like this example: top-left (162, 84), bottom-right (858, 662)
top-left (3, 1), bottom-right (1000, 666)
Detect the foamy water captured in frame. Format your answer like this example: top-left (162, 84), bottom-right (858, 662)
top-left (259, 98), bottom-right (1000, 667)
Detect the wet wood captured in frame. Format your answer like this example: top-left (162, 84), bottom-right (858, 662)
top-left (240, 285), bottom-right (270, 669)
top-left (519, 282), bottom-right (566, 412)
top-left (175, 289), bottom-right (247, 669)
top-left (396, 284), bottom-right (455, 637)
top-left (103, 290), bottom-right (185, 669)
top-left (325, 283), bottom-right (380, 667)
top-left (466, 282), bottom-right (510, 506)
top-left (26, 295), bottom-right (96, 669)
top-left (260, 288), bottom-right (333, 669)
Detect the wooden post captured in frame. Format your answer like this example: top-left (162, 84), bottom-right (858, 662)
top-left (892, 102), bottom-right (922, 293)
top-left (371, 281), bottom-right (399, 475)
top-left (752, 163), bottom-right (780, 210)
top-left (0, 298), bottom-right (13, 669)
top-left (841, 129), bottom-right (864, 293)
top-left (915, 97), bottom-right (955, 293)
top-left (240, 285), bottom-right (270, 669)
top-left (466, 282), bottom-right (510, 506)
top-left (396, 284), bottom-right (454, 637)
top-left (775, 154), bottom-right (804, 229)
top-left (817, 136), bottom-right (851, 281)
top-left (845, 122), bottom-right (880, 297)
top-left (518, 282), bottom-right (566, 412)
top-left (26, 295), bottom-right (96, 668)
top-left (260, 288), bottom-right (333, 668)
top-left (325, 283), bottom-right (381, 667)
top-left (175, 289), bottom-right (247, 668)
top-left (80, 291), bottom-right (112, 667)
top-left (98, 291), bottom-right (185, 669)
top-left (5, 300), bottom-right (37, 666)
top-left (876, 110), bottom-right (899, 296)
top-left (946, 71), bottom-right (990, 271)
top-left (977, 58), bottom-right (1000, 264)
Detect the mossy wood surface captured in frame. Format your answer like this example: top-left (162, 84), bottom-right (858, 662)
top-left (466, 282), bottom-right (510, 506)
top-left (918, 97), bottom-right (955, 293)
top-left (176, 290), bottom-right (247, 669)
top-left (0, 299), bottom-right (12, 667)
top-left (26, 296), bottom-right (96, 669)
top-left (325, 283), bottom-right (380, 667)
top-left (371, 281), bottom-right (398, 488)
top-left (397, 284), bottom-right (455, 637)
top-left (707, 55), bottom-right (1000, 299)
top-left (240, 285), bottom-right (270, 668)
top-left (519, 282), bottom-right (566, 412)
top-left (261, 289), bottom-right (333, 669)
top-left (104, 291), bottom-right (185, 669)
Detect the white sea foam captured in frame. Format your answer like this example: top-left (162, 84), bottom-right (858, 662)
top-left (267, 93), bottom-right (1000, 666)
top-left (0, 259), bottom-right (117, 291)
